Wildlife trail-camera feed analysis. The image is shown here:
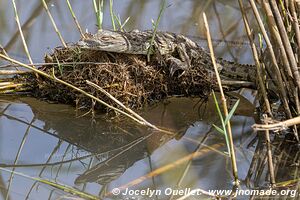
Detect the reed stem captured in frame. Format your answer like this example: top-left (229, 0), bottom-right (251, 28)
top-left (203, 13), bottom-right (239, 185)
top-left (41, 0), bottom-right (67, 47)
top-left (66, 0), bottom-right (85, 38)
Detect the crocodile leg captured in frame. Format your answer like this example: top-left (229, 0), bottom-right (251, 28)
top-left (167, 43), bottom-right (191, 76)
top-left (168, 57), bottom-right (187, 76)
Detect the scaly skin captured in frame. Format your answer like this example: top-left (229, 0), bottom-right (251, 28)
top-left (77, 29), bottom-right (256, 82)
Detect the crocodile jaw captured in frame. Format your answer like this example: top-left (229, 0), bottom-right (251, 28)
top-left (77, 30), bottom-right (129, 53)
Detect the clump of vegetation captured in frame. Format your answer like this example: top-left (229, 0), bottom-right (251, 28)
top-left (16, 46), bottom-right (214, 112)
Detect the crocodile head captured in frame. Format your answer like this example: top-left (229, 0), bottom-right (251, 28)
top-left (77, 30), bottom-right (128, 53)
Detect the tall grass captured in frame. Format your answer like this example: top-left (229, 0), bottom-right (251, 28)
top-left (212, 91), bottom-right (239, 156)
top-left (93, 0), bottom-right (104, 30)
top-left (109, 0), bottom-right (116, 30)
top-left (147, 0), bottom-right (167, 61)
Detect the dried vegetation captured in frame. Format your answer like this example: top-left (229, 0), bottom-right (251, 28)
top-left (18, 46), bottom-right (214, 111)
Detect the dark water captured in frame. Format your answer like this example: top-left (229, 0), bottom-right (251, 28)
top-left (0, 0), bottom-right (273, 200)
top-left (0, 94), bottom-right (256, 200)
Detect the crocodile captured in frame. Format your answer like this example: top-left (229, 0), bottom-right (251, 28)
top-left (77, 29), bottom-right (256, 83)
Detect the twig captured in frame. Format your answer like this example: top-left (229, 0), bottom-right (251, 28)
top-left (65, 0), bottom-right (84, 38)
top-left (11, 0), bottom-right (37, 79)
top-left (238, 0), bottom-right (272, 116)
top-left (290, 0), bottom-right (300, 54)
top-left (41, 0), bottom-right (67, 47)
top-left (0, 43), bottom-right (8, 56)
top-left (203, 12), bottom-right (239, 185)
top-left (0, 88), bottom-right (27, 94)
top-left (252, 115), bottom-right (300, 131)
top-left (0, 83), bottom-right (23, 90)
top-left (0, 70), bottom-right (28, 75)
top-left (11, 0), bottom-right (32, 63)
top-left (0, 82), bottom-right (15, 86)
top-left (263, 114), bottom-right (276, 185)
top-left (86, 80), bottom-right (167, 132)
top-left (1, 61), bottom-right (123, 68)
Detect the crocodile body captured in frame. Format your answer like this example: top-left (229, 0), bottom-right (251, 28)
top-left (77, 30), bottom-right (256, 83)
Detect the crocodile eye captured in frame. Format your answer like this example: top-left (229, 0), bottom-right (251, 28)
top-left (101, 36), bottom-right (110, 41)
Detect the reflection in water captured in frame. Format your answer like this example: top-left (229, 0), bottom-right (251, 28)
top-left (0, 94), bottom-right (254, 199)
